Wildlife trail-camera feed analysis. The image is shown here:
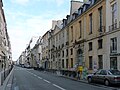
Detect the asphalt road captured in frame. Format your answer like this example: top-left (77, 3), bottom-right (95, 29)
top-left (11, 66), bottom-right (120, 90)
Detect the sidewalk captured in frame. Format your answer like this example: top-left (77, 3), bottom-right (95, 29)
top-left (0, 67), bottom-right (14, 90)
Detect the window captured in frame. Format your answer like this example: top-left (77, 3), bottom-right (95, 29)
top-left (62, 44), bottom-right (64, 48)
top-left (95, 70), bottom-right (101, 75)
top-left (98, 55), bottom-right (103, 69)
top-left (79, 21), bottom-right (82, 38)
top-left (56, 35), bottom-right (58, 42)
top-left (71, 26), bottom-right (73, 41)
top-left (110, 37), bottom-right (117, 53)
top-left (63, 32), bottom-right (64, 37)
top-left (100, 70), bottom-right (107, 75)
top-left (54, 61), bottom-right (57, 68)
top-left (62, 59), bottom-right (64, 68)
top-left (66, 59), bottom-right (68, 68)
top-left (62, 51), bottom-right (64, 57)
top-left (71, 58), bottom-right (73, 68)
top-left (59, 45), bottom-right (60, 49)
top-left (89, 13), bottom-right (92, 34)
top-left (89, 42), bottom-right (92, 51)
top-left (98, 7), bottom-right (102, 32)
top-left (89, 56), bottom-right (93, 69)
top-left (56, 53), bottom-right (57, 58)
top-left (110, 57), bottom-right (117, 69)
top-left (66, 49), bottom-right (68, 56)
top-left (51, 54), bottom-right (52, 59)
top-left (58, 52), bottom-right (60, 57)
top-left (98, 39), bottom-right (103, 49)
top-left (112, 3), bottom-right (117, 25)
top-left (53, 55), bottom-right (55, 61)
top-left (71, 48), bottom-right (73, 55)
top-left (59, 33), bottom-right (61, 40)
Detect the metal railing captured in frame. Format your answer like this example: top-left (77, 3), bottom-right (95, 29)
top-left (98, 26), bottom-right (105, 33)
top-left (109, 23), bottom-right (117, 31)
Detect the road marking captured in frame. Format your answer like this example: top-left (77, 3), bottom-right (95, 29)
top-left (33, 74), bottom-right (37, 77)
top-left (38, 76), bottom-right (42, 79)
top-left (53, 84), bottom-right (66, 90)
top-left (31, 73), bottom-right (34, 75)
top-left (43, 79), bottom-right (51, 84)
top-left (14, 86), bottom-right (19, 90)
top-left (27, 71), bottom-right (34, 75)
top-left (27, 70), bottom-right (66, 90)
top-left (7, 84), bottom-right (12, 87)
top-left (14, 68), bottom-right (25, 70)
top-left (27, 71), bottom-right (43, 80)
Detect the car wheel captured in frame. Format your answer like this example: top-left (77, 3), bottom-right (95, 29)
top-left (88, 78), bottom-right (92, 83)
top-left (104, 80), bottom-right (110, 86)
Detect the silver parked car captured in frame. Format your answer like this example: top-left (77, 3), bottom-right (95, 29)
top-left (87, 69), bottom-right (120, 86)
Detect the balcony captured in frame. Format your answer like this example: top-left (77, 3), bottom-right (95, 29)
top-left (109, 22), bottom-right (118, 32)
top-left (62, 44), bottom-right (64, 48)
top-left (66, 41), bottom-right (69, 46)
top-left (98, 26), bottom-right (105, 34)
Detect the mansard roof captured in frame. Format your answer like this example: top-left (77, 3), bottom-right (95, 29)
top-left (60, 0), bottom-right (101, 31)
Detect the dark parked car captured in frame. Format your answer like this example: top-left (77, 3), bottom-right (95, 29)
top-left (87, 69), bottom-right (120, 86)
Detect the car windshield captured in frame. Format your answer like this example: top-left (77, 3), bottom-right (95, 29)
top-left (109, 70), bottom-right (120, 75)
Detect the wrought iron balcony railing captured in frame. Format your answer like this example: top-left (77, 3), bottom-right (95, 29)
top-left (109, 23), bottom-right (117, 31)
top-left (98, 26), bottom-right (105, 33)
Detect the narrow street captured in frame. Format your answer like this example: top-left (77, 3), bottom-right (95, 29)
top-left (11, 66), bottom-right (120, 90)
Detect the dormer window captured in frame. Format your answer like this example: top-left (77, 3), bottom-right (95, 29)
top-left (83, 4), bottom-right (86, 12)
top-left (62, 19), bottom-right (67, 27)
top-left (90, 0), bottom-right (95, 5)
top-left (72, 13), bottom-right (78, 20)
top-left (72, 14), bottom-right (75, 20)
top-left (66, 15), bottom-right (70, 24)
top-left (78, 7), bottom-right (83, 15)
top-left (83, 4), bottom-right (90, 12)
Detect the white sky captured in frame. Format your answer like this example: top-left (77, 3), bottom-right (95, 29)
top-left (3, 0), bottom-right (83, 61)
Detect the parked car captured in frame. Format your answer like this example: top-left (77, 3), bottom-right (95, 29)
top-left (87, 69), bottom-right (120, 86)
top-left (24, 64), bottom-right (31, 69)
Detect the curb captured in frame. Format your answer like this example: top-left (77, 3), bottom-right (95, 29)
top-left (0, 67), bottom-right (14, 90)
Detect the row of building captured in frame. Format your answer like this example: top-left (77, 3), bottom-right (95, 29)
top-left (0, 0), bottom-right (12, 85)
top-left (17, 0), bottom-right (120, 74)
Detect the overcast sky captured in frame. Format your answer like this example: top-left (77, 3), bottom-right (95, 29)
top-left (3, 0), bottom-right (83, 61)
